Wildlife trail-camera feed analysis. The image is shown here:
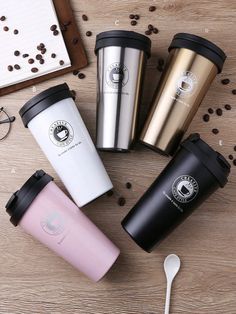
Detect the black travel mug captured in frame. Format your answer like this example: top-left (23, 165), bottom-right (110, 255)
top-left (121, 133), bottom-right (231, 252)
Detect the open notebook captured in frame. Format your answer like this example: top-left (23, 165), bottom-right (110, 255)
top-left (0, 0), bottom-right (71, 89)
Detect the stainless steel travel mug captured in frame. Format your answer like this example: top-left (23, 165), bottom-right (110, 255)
top-left (95, 30), bottom-right (151, 152)
top-left (140, 33), bottom-right (226, 156)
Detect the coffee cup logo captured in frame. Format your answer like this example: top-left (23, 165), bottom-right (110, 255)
top-left (176, 71), bottom-right (198, 97)
top-left (49, 120), bottom-right (74, 147)
top-left (172, 175), bottom-right (199, 203)
top-left (106, 62), bottom-right (129, 89)
top-left (41, 211), bottom-right (65, 236)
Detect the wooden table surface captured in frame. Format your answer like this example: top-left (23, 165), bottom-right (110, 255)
top-left (0, 1), bottom-right (235, 313)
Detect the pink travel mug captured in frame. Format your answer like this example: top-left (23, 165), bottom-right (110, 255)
top-left (6, 170), bottom-right (120, 282)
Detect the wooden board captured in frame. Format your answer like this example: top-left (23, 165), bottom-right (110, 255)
top-left (0, 1), bottom-right (235, 313)
top-left (0, 0), bottom-right (88, 97)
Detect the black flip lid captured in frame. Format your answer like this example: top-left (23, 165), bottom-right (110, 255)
top-left (95, 30), bottom-right (151, 58)
top-left (19, 83), bottom-right (72, 127)
top-left (169, 33), bottom-right (226, 73)
top-left (181, 133), bottom-right (230, 187)
top-left (6, 170), bottom-right (53, 226)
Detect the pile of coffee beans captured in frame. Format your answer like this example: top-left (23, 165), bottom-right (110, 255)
top-left (145, 24), bottom-right (159, 36)
top-left (50, 24), bottom-right (59, 36)
top-left (72, 69), bottom-right (86, 80)
top-left (129, 14), bottom-right (140, 26)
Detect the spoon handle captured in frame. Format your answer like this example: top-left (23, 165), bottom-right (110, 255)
top-left (164, 281), bottom-right (172, 314)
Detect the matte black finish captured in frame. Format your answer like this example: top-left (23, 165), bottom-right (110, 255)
top-left (6, 170), bottom-right (53, 226)
top-left (19, 83), bottom-right (72, 127)
top-left (169, 33), bottom-right (226, 73)
top-left (122, 134), bottom-right (230, 252)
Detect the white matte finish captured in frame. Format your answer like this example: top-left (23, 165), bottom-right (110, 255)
top-left (164, 254), bottom-right (181, 314)
top-left (28, 97), bottom-right (113, 207)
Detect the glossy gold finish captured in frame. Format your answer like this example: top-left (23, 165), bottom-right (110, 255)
top-left (140, 48), bottom-right (218, 155)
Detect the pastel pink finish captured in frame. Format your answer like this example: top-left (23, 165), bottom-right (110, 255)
top-left (19, 181), bottom-right (120, 282)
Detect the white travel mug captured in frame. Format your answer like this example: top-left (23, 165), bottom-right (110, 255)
top-left (19, 83), bottom-right (113, 207)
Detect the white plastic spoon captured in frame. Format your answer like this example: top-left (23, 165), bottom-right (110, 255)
top-left (164, 254), bottom-right (181, 314)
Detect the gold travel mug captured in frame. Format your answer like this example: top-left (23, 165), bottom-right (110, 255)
top-left (140, 33), bottom-right (226, 156)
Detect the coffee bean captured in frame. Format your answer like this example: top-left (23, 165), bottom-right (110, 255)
top-left (41, 48), bottom-right (46, 54)
top-left (51, 53), bottom-right (56, 58)
top-left (216, 108), bottom-right (223, 116)
top-left (208, 108), bottom-right (214, 114)
top-left (203, 114), bottom-right (210, 122)
top-left (148, 24), bottom-right (154, 30)
top-left (225, 104), bottom-right (231, 110)
top-left (13, 29), bottom-right (19, 35)
top-left (134, 14), bottom-right (140, 20)
top-left (131, 20), bottom-right (137, 26)
top-left (36, 54), bottom-right (42, 60)
top-left (149, 6), bottom-right (156, 12)
top-left (232, 89), bottom-right (236, 95)
top-left (212, 128), bottom-right (219, 134)
top-left (22, 54), bottom-right (29, 58)
top-left (50, 24), bottom-right (57, 31)
top-left (145, 29), bottom-right (152, 35)
top-left (72, 37), bottom-right (79, 44)
top-left (228, 154), bottom-right (233, 160)
top-left (14, 50), bottom-right (20, 56)
top-left (82, 14), bottom-right (88, 21)
top-left (53, 30), bottom-right (59, 36)
top-left (63, 21), bottom-right (71, 26)
top-left (221, 78), bottom-right (230, 85)
top-left (8, 65), bottom-right (13, 72)
top-left (39, 59), bottom-right (44, 64)
top-left (59, 60), bottom-right (64, 65)
top-left (3, 26), bottom-right (9, 31)
top-left (233, 159), bottom-right (236, 166)
top-left (86, 31), bottom-right (92, 37)
top-left (31, 67), bottom-right (38, 73)
top-left (0, 16), bottom-right (6, 21)
top-left (60, 24), bottom-right (67, 32)
top-left (106, 190), bottom-right (114, 197)
top-left (126, 182), bottom-right (132, 189)
top-left (28, 58), bottom-right (34, 64)
top-left (153, 27), bottom-right (159, 34)
top-left (78, 73), bottom-right (85, 79)
top-left (234, 146), bottom-right (236, 151)
top-left (129, 14), bottom-right (135, 19)
top-left (118, 197), bottom-right (126, 206)
top-left (39, 43), bottom-right (45, 49)
top-left (158, 58), bottom-right (165, 66)
top-left (14, 64), bottom-right (20, 70)
top-left (73, 70), bottom-right (79, 75)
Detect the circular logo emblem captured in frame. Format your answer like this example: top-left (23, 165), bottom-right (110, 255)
top-left (176, 71), bottom-right (198, 97)
top-left (172, 175), bottom-right (199, 203)
top-left (41, 212), bottom-right (65, 236)
top-left (49, 120), bottom-right (74, 147)
top-left (106, 62), bottom-right (129, 89)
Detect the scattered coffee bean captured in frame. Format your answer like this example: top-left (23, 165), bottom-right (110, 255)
top-left (82, 14), bottom-right (88, 21)
top-left (22, 54), bottom-right (29, 58)
top-left (14, 50), bottom-right (20, 56)
top-left (72, 37), bottom-right (79, 44)
top-left (50, 24), bottom-right (57, 31)
top-left (73, 70), bottom-right (79, 75)
top-left (39, 59), bottom-right (44, 64)
top-left (134, 14), bottom-right (140, 20)
top-left (212, 128), bottom-right (219, 134)
top-left (63, 21), bottom-right (71, 26)
top-left (145, 29), bottom-right (152, 35)
top-left (131, 20), bottom-right (137, 26)
top-left (86, 31), bottom-right (92, 37)
top-left (232, 89), bottom-right (236, 95)
top-left (7, 65), bottom-right (13, 72)
top-left (149, 6), bottom-right (156, 12)
top-left (216, 108), bottom-right (223, 116)
top-left (129, 14), bottom-right (135, 19)
top-left (70, 90), bottom-right (76, 100)
top-left (208, 108), bottom-right (214, 114)
top-left (106, 190), bottom-right (114, 197)
top-left (158, 58), bottom-right (165, 66)
top-left (53, 30), bottom-right (59, 36)
top-left (28, 58), bottom-right (34, 64)
top-left (41, 48), bottom-right (46, 54)
top-left (148, 24), bottom-right (154, 30)
top-left (31, 67), bottom-right (39, 73)
top-left (233, 159), bottom-right (236, 166)
top-left (118, 197), bottom-right (126, 207)
top-left (14, 64), bottom-right (20, 70)
top-left (234, 146), bottom-right (236, 152)
top-left (153, 27), bottom-right (159, 34)
top-left (126, 182), bottom-right (132, 189)
top-left (3, 26), bottom-right (9, 31)
top-left (221, 78), bottom-right (230, 85)
top-left (13, 29), bottom-right (19, 35)
top-left (78, 73), bottom-right (85, 79)
top-left (228, 154), bottom-right (233, 160)
top-left (51, 53), bottom-right (56, 58)
top-left (225, 104), bottom-right (231, 110)
top-left (59, 60), bottom-right (64, 66)
top-left (36, 54), bottom-right (42, 60)
top-left (39, 43), bottom-right (45, 49)
top-left (0, 16), bottom-right (6, 21)
top-left (203, 114), bottom-right (210, 122)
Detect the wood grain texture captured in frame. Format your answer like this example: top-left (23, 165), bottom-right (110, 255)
top-left (0, 0), bottom-right (236, 313)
